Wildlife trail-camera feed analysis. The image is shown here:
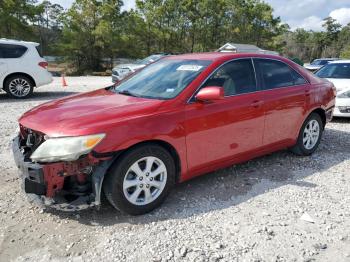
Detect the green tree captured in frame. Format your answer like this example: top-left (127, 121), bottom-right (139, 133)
top-left (34, 1), bottom-right (64, 55)
top-left (323, 17), bottom-right (341, 42)
top-left (60, 0), bottom-right (124, 73)
top-left (0, 0), bottom-right (42, 39)
top-left (134, 0), bottom-right (285, 54)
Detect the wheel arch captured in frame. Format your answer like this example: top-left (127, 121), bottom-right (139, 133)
top-left (105, 139), bottom-right (182, 184)
top-left (3, 72), bottom-right (36, 88)
top-left (310, 108), bottom-right (326, 128)
top-left (293, 107), bottom-right (327, 143)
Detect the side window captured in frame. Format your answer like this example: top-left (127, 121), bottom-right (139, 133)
top-left (35, 45), bottom-right (43, 58)
top-left (254, 59), bottom-right (306, 90)
top-left (291, 69), bottom-right (307, 85)
top-left (0, 44), bottom-right (28, 59)
top-left (203, 59), bottom-right (257, 96)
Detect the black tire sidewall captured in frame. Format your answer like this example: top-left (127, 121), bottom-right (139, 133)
top-left (4, 75), bottom-right (34, 99)
top-left (103, 144), bottom-right (175, 215)
top-left (296, 113), bottom-right (323, 155)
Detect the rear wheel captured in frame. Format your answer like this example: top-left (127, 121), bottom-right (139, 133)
top-left (103, 144), bottom-right (175, 215)
top-left (4, 75), bottom-right (34, 99)
top-left (291, 113), bottom-right (323, 156)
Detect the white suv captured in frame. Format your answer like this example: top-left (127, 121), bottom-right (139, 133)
top-left (0, 39), bottom-right (53, 98)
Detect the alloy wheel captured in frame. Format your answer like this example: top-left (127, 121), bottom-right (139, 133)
top-left (123, 156), bottom-right (167, 206)
top-left (8, 78), bottom-right (31, 97)
top-left (303, 119), bottom-right (320, 150)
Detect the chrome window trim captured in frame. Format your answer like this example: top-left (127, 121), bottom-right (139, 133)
top-left (250, 57), bottom-right (259, 89)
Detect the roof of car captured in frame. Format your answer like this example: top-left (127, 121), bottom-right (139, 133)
top-left (315, 58), bottom-right (338, 60)
top-left (166, 52), bottom-right (282, 61)
top-left (0, 38), bottom-right (39, 46)
top-left (329, 60), bottom-right (350, 64)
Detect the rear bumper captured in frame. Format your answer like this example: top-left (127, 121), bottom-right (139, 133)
top-left (35, 71), bottom-right (53, 87)
top-left (12, 136), bottom-right (115, 211)
top-left (112, 73), bottom-right (128, 83)
top-left (112, 74), bottom-right (121, 83)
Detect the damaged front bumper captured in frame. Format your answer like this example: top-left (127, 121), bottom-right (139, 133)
top-left (12, 136), bottom-right (115, 211)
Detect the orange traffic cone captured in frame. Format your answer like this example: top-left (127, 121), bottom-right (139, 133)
top-left (62, 74), bottom-right (68, 87)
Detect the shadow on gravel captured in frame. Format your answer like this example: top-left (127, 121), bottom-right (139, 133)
top-left (331, 117), bottom-right (350, 124)
top-left (0, 91), bottom-right (77, 102)
top-left (46, 127), bottom-right (350, 226)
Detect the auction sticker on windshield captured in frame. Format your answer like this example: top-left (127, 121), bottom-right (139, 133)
top-left (176, 65), bottom-right (203, 71)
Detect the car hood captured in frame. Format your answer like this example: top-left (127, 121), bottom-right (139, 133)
top-left (19, 88), bottom-right (164, 137)
top-left (326, 78), bottom-right (350, 91)
top-left (336, 97), bottom-right (350, 106)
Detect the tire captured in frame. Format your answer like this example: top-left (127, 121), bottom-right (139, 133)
top-left (103, 144), bottom-right (175, 215)
top-left (4, 75), bottom-right (34, 99)
top-left (291, 113), bottom-right (323, 156)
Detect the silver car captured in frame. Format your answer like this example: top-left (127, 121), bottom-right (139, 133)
top-left (304, 58), bottom-right (339, 72)
top-left (112, 54), bottom-right (166, 82)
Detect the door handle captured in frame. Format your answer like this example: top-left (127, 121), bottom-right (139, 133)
top-left (251, 100), bottom-right (263, 108)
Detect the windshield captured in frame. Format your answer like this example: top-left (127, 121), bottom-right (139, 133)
top-left (315, 63), bottom-right (350, 79)
top-left (114, 59), bottom-right (211, 99)
top-left (311, 59), bottom-right (330, 66)
top-left (136, 55), bottom-right (164, 65)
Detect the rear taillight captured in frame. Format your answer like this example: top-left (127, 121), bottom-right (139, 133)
top-left (38, 61), bottom-right (48, 69)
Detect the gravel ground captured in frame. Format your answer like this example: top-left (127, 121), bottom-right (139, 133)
top-left (0, 77), bottom-right (350, 262)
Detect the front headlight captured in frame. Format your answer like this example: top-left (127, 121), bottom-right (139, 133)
top-left (30, 133), bottom-right (105, 163)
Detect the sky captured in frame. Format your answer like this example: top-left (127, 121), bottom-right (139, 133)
top-left (46, 0), bottom-right (350, 31)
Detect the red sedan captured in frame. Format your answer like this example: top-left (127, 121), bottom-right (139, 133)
top-left (13, 53), bottom-right (335, 215)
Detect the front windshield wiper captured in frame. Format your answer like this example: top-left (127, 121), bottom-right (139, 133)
top-left (117, 90), bottom-right (139, 97)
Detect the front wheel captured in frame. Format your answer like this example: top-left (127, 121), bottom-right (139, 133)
top-left (291, 113), bottom-right (323, 156)
top-left (103, 144), bottom-right (175, 215)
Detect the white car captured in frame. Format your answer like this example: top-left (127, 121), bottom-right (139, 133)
top-left (112, 54), bottom-right (166, 82)
top-left (315, 60), bottom-right (350, 91)
top-left (315, 60), bottom-right (350, 117)
top-left (334, 88), bottom-right (350, 117)
top-left (0, 39), bottom-right (53, 98)
top-left (304, 58), bottom-right (338, 72)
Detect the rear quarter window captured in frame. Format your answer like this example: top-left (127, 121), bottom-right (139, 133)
top-left (0, 44), bottom-right (28, 58)
top-left (35, 46), bottom-right (43, 58)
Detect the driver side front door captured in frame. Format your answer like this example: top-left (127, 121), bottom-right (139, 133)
top-left (184, 58), bottom-right (265, 178)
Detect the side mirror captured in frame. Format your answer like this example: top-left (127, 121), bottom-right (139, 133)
top-left (195, 86), bottom-right (224, 102)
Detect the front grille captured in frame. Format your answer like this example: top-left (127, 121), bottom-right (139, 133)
top-left (19, 125), bottom-right (45, 161)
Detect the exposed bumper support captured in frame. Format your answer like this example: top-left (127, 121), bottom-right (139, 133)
top-left (326, 106), bottom-right (334, 123)
top-left (12, 136), bottom-right (116, 212)
top-left (91, 158), bottom-right (115, 207)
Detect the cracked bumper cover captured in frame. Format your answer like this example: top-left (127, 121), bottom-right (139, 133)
top-left (12, 136), bottom-right (115, 211)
